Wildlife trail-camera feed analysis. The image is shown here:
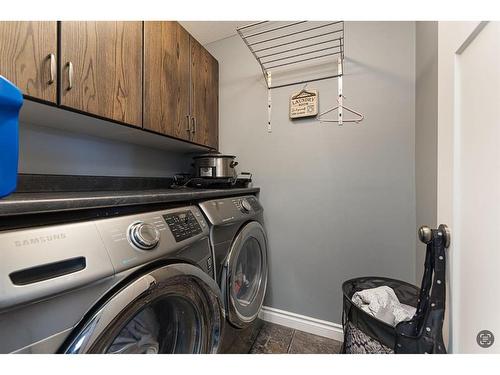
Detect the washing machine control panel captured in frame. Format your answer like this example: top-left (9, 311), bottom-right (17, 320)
top-left (95, 206), bottom-right (209, 273)
top-left (163, 210), bottom-right (203, 242)
top-left (128, 222), bottom-right (160, 250)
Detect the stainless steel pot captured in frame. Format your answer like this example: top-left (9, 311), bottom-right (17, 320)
top-left (192, 154), bottom-right (239, 178)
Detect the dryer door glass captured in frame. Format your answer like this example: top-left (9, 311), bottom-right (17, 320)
top-left (62, 264), bottom-right (223, 354)
top-left (233, 237), bottom-right (262, 306)
top-left (227, 221), bottom-right (268, 328)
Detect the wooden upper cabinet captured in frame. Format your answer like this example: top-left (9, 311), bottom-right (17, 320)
top-left (0, 21), bottom-right (218, 148)
top-left (143, 22), bottom-right (191, 140)
top-left (0, 22), bottom-right (57, 103)
top-left (60, 22), bottom-right (143, 126)
top-left (143, 22), bottom-right (219, 149)
top-left (190, 38), bottom-right (219, 149)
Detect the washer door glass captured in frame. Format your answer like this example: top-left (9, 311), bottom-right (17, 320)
top-left (62, 264), bottom-right (222, 354)
top-left (227, 221), bottom-right (268, 327)
top-left (107, 295), bottom-right (201, 354)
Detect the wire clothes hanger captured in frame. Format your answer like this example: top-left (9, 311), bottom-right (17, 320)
top-left (317, 58), bottom-right (364, 125)
top-left (317, 95), bottom-right (364, 124)
top-left (291, 83), bottom-right (317, 99)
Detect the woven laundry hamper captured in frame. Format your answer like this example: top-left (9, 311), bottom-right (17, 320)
top-left (341, 227), bottom-right (448, 354)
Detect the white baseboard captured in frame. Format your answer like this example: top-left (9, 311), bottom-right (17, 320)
top-left (258, 306), bottom-right (344, 342)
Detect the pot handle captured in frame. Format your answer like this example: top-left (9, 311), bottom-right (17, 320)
top-left (230, 161), bottom-right (239, 168)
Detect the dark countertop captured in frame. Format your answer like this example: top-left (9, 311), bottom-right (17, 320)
top-left (0, 187), bottom-right (260, 217)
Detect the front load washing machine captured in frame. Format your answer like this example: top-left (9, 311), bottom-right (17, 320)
top-left (198, 195), bottom-right (268, 353)
top-left (0, 205), bottom-right (223, 354)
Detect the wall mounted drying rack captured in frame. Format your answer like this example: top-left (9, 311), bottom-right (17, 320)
top-left (237, 21), bottom-right (355, 132)
top-left (236, 21), bottom-right (344, 90)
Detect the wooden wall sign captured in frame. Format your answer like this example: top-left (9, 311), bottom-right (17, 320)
top-left (289, 89), bottom-right (318, 119)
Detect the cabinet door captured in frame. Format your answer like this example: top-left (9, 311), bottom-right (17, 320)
top-left (143, 22), bottom-right (191, 140)
top-left (0, 21), bottom-right (57, 103)
top-left (60, 22), bottom-right (142, 126)
top-left (191, 38), bottom-right (219, 149)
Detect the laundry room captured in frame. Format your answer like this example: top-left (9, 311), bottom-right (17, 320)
top-left (0, 0), bottom-right (499, 372)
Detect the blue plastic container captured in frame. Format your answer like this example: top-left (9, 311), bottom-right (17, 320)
top-left (0, 76), bottom-right (23, 198)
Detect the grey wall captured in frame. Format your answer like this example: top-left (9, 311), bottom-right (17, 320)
top-left (18, 122), bottom-right (190, 177)
top-left (415, 22), bottom-right (438, 278)
top-left (207, 21), bottom-right (416, 323)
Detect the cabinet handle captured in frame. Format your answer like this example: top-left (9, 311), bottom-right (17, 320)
top-left (191, 116), bottom-right (196, 134)
top-left (48, 53), bottom-right (56, 85)
top-left (186, 115), bottom-right (191, 134)
top-left (67, 62), bottom-right (73, 91)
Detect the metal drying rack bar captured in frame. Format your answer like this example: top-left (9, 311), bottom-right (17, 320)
top-left (237, 21), bottom-right (352, 132)
top-left (237, 21), bottom-right (344, 89)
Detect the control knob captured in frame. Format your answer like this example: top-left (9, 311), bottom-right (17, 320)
top-left (240, 198), bottom-right (252, 213)
top-left (128, 222), bottom-right (160, 250)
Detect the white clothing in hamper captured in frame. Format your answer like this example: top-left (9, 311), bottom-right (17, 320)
top-left (352, 286), bottom-right (416, 326)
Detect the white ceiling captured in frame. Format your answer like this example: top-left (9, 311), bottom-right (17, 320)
top-left (179, 21), bottom-right (256, 45)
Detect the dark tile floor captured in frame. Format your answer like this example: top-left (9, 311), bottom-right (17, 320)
top-left (249, 322), bottom-right (342, 354)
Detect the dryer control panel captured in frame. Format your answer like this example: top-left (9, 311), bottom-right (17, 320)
top-left (198, 195), bottom-right (263, 226)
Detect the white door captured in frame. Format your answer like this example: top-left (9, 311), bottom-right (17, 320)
top-left (438, 21), bottom-right (500, 353)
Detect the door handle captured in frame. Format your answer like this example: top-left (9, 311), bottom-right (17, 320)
top-left (67, 62), bottom-right (73, 91)
top-left (418, 226), bottom-right (432, 244)
top-left (186, 115), bottom-right (191, 134)
top-left (191, 116), bottom-right (196, 134)
top-left (438, 224), bottom-right (451, 249)
top-left (48, 53), bottom-right (56, 85)
top-left (418, 224), bottom-right (451, 248)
